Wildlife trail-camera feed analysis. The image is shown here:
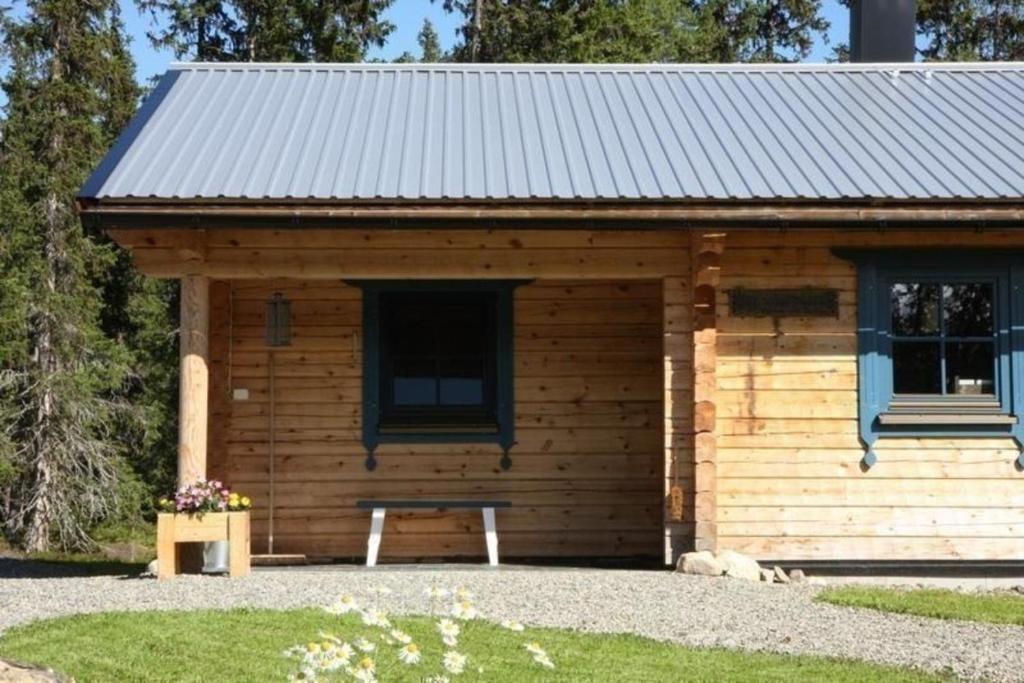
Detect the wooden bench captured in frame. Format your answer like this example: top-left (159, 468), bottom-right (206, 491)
top-left (356, 500), bottom-right (512, 567)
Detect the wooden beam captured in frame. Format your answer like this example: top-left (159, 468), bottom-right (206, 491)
top-left (129, 246), bottom-right (689, 280)
top-left (692, 232), bottom-right (724, 553)
top-left (84, 200), bottom-right (1024, 224)
top-left (179, 274), bottom-right (210, 486)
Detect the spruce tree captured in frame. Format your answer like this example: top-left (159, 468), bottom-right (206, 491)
top-left (0, 0), bottom-right (144, 551)
top-left (918, 0), bottom-right (1024, 60)
top-left (136, 0), bottom-right (240, 59)
top-left (137, 0), bottom-right (396, 61)
top-left (419, 18), bottom-right (444, 61)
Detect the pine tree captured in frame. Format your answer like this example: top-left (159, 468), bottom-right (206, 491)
top-left (419, 18), bottom-right (444, 61)
top-left (918, 0), bottom-right (1024, 60)
top-left (438, 0), bottom-right (715, 63)
top-left (694, 0), bottom-right (829, 62)
top-left (0, 0), bottom-right (144, 551)
top-left (137, 0), bottom-right (396, 62)
top-left (136, 0), bottom-right (240, 60)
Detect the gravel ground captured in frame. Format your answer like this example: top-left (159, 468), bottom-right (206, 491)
top-left (1, 561), bottom-right (1023, 682)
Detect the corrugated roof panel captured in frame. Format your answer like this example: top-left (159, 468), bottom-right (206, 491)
top-left (81, 62), bottom-right (1024, 201)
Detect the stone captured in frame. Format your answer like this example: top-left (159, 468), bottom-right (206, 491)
top-left (677, 551), bottom-right (726, 576)
top-left (773, 566), bottom-right (791, 584)
top-left (717, 549), bottom-right (762, 582)
top-left (760, 568), bottom-right (775, 583)
top-left (0, 659), bottom-right (67, 682)
top-left (807, 576), bottom-right (827, 586)
top-left (788, 569), bottom-right (807, 584)
top-left (143, 559), bottom-right (158, 576)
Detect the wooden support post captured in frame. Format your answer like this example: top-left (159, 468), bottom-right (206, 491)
top-left (178, 274), bottom-right (210, 486)
top-left (663, 274), bottom-right (693, 565)
top-left (692, 232), bottom-right (724, 554)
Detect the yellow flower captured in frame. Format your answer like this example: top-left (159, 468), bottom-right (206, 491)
top-left (241, 496), bottom-right (251, 507)
top-left (306, 642), bottom-right (320, 653)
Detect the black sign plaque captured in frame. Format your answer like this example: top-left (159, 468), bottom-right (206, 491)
top-left (728, 288), bottom-right (839, 318)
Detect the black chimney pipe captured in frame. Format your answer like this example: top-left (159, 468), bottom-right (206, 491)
top-left (850, 0), bottom-right (916, 62)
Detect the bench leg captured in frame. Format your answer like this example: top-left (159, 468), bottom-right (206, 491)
top-left (367, 508), bottom-right (386, 567)
top-left (482, 507), bottom-right (499, 566)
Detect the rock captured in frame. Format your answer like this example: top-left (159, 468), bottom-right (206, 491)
top-left (717, 549), bottom-right (762, 582)
top-left (1012, 585), bottom-right (1024, 595)
top-left (0, 658), bottom-right (68, 682)
top-left (773, 566), bottom-right (790, 584)
top-left (807, 576), bottom-right (827, 586)
top-left (677, 551), bottom-right (726, 576)
top-left (760, 568), bottom-right (775, 583)
top-left (142, 559), bottom-right (158, 577)
top-left (788, 569), bottom-right (807, 584)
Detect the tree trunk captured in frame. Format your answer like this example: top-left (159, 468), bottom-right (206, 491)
top-left (23, 193), bottom-right (64, 553)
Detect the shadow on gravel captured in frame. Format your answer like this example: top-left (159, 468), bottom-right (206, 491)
top-left (0, 557), bottom-right (146, 579)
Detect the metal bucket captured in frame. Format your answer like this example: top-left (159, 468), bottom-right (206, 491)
top-left (202, 540), bottom-right (230, 573)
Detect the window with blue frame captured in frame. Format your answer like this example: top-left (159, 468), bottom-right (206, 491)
top-left (352, 281), bottom-right (520, 471)
top-left (835, 250), bottom-right (1024, 468)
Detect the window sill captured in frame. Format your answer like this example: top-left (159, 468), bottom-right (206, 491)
top-left (878, 413), bottom-right (1018, 426)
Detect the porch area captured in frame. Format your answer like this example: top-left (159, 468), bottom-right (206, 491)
top-left (123, 228), bottom-right (712, 564)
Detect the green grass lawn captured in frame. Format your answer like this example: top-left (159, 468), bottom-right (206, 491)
top-left (0, 608), bottom-right (950, 682)
top-left (818, 586), bottom-right (1024, 626)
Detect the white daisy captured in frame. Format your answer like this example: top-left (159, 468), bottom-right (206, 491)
top-left (424, 677), bottom-right (450, 683)
top-left (524, 642), bottom-right (547, 657)
top-left (450, 599), bottom-right (478, 620)
top-left (443, 650), bottom-right (467, 675)
top-left (349, 656), bottom-right (376, 683)
top-left (325, 594), bottom-right (359, 614)
top-left (425, 586), bottom-right (451, 600)
top-left (361, 608), bottom-right (391, 628)
top-left (353, 637), bottom-right (377, 653)
top-left (389, 629), bottom-right (412, 644)
top-left (397, 642), bottom-right (422, 665)
top-left (500, 619), bottom-right (525, 631)
top-left (436, 618), bottom-right (461, 640)
top-left (533, 653), bottom-right (556, 669)
top-left (454, 586), bottom-right (474, 601)
top-left (335, 642), bottom-right (354, 662)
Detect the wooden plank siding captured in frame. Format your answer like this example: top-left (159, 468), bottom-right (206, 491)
top-left (716, 229), bottom-right (1024, 561)
top-left (176, 229), bottom-right (692, 561)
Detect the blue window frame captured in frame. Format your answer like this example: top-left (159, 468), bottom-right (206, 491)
top-left (835, 250), bottom-right (1024, 468)
top-left (352, 280), bottom-right (522, 471)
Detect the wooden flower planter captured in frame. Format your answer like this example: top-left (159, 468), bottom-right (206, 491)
top-left (156, 511), bottom-right (250, 580)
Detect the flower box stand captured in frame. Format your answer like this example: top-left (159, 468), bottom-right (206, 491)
top-left (156, 511), bottom-right (251, 579)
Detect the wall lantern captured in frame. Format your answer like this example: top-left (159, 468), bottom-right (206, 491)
top-left (265, 293), bottom-right (292, 347)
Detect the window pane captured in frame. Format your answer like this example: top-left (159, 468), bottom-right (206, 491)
top-left (439, 357), bottom-right (484, 406)
top-left (386, 301), bottom-right (437, 355)
top-left (892, 341), bottom-right (941, 394)
top-left (944, 283), bottom-right (993, 337)
top-left (891, 283), bottom-right (940, 336)
top-left (392, 357), bottom-right (437, 405)
top-left (436, 301), bottom-right (488, 355)
top-left (946, 342), bottom-right (996, 395)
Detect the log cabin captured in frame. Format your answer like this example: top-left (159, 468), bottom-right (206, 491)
top-left (78, 4), bottom-right (1024, 567)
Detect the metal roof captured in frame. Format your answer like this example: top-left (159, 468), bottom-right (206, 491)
top-left (81, 62), bottom-right (1024, 202)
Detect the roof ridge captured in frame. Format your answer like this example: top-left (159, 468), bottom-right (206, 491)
top-left (169, 61), bottom-right (1024, 74)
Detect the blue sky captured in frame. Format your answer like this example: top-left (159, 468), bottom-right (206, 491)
top-left (125, 0), bottom-right (851, 83)
top-left (0, 1), bottom-right (850, 106)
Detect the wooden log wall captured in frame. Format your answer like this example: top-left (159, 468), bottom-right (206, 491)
top-left (717, 229), bottom-right (1024, 561)
top-left (181, 229), bottom-right (695, 560)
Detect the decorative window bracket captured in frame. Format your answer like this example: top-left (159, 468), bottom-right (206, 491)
top-left (834, 249), bottom-right (1024, 471)
top-left (348, 280), bottom-right (529, 472)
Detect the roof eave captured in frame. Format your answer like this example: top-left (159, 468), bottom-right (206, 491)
top-left (76, 197), bottom-right (1024, 229)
